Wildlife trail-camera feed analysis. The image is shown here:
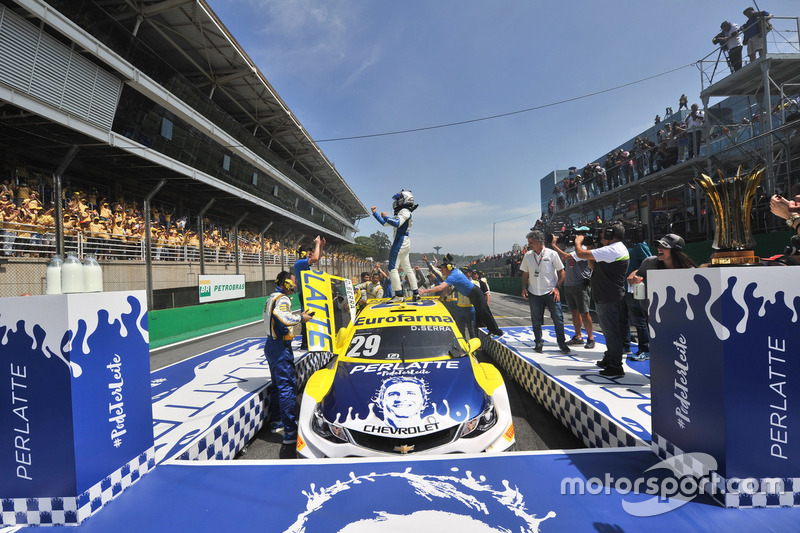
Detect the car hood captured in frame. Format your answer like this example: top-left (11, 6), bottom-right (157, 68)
top-left (320, 357), bottom-right (488, 436)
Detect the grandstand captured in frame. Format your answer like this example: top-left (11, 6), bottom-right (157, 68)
top-left (0, 0), bottom-right (370, 305)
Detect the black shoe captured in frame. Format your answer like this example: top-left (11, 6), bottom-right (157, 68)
top-left (596, 359), bottom-right (610, 368)
top-left (584, 339), bottom-right (596, 349)
top-left (599, 367), bottom-right (625, 377)
top-left (566, 336), bottom-right (584, 346)
top-left (559, 344), bottom-right (571, 354)
top-left (534, 341), bottom-right (543, 353)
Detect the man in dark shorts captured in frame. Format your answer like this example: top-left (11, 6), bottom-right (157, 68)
top-left (551, 235), bottom-right (595, 349)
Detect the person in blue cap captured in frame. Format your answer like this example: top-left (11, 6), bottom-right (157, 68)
top-left (372, 189), bottom-right (420, 303)
top-left (418, 254), bottom-right (504, 339)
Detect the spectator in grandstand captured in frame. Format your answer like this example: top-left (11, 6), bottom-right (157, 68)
top-left (666, 106), bottom-right (673, 116)
top-left (679, 93), bottom-right (688, 111)
top-left (742, 7), bottom-right (773, 62)
top-left (16, 180), bottom-right (30, 207)
top-left (519, 230), bottom-right (570, 354)
top-left (654, 115), bottom-right (661, 125)
top-left (685, 104), bottom-right (705, 159)
top-left (576, 174), bottom-right (588, 202)
top-left (38, 204), bottom-right (56, 256)
top-left (605, 150), bottom-right (620, 189)
top-left (550, 235), bottom-right (595, 349)
top-left (0, 180), bottom-right (12, 203)
top-left (713, 21), bottom-right (743, 72)
top-left (619, 150), bottom-right (634, 184)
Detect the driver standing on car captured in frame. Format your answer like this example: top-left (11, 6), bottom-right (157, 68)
top-left (264, 271), bottom-right (313, 454)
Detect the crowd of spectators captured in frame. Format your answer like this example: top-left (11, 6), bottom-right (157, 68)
top-left (551, 90), bottom-right (800, 214)
top-left (0, 174), bottom-right (364, 266)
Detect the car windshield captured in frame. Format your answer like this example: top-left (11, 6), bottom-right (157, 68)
top-left (345, 325), bottom-right (460, 360)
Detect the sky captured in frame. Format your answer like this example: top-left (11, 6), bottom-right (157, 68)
top-left (207, 0), bottom-right (797, 256)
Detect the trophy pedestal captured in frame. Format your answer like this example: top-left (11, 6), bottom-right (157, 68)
top-left (648, 267), bottom-right (800, 508)
top-left (0, 292), bottom-right (154, 526)
top-left (710, 249), bottom-right (761, 266)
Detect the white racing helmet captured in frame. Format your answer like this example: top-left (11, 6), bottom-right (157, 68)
top-left (392, 189), bottom-right (415, 211)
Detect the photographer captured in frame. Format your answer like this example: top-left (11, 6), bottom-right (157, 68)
top-left (573, 222), bottom-right (630, 377)
top-left (713, 21), bottom-right (743, 72)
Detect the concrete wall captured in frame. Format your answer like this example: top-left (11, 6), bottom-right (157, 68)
top-left (0, 259), bottom-right (285, 298)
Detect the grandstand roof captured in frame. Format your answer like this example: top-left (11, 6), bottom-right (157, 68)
top-left (95, 0), bottom-right (367, 220)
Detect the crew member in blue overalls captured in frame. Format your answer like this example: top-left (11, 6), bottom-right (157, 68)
top-left (264, 271), bottom-right (313, 451)
top-left (372, 190), bottom-right (419, 303)
top-left (418, 256), bottom-right (504, 338)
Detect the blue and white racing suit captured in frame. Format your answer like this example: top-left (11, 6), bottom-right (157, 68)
top-left (263, 288), bottom-right (302, 441)
top-left (373, 207), bottom-right (418, 294)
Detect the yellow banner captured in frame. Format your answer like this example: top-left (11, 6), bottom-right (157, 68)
top-left (301, 270), bottom-right (355, 352)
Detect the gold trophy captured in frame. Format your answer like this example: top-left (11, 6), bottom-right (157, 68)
top-left (694, 166), bottom-right (764, 265)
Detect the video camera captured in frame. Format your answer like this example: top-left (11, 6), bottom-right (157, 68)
top-left (552, 224), bottom-right (600, 247)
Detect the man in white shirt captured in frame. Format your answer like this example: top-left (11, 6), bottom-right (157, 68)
top-left (573, 222), bottom-right (630, 377)
top-left (520, 230), bottom-right (570, 354)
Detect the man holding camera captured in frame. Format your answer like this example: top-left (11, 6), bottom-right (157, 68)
top-left (713, 21), bottom-right (743, 72)
top-left (520, 230), bottom-right (570, 354)
top-left (573, 222), bottom-right (630, 377)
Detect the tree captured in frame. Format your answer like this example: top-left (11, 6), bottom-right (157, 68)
top-left (370, 231), bottom-right (392, 261)
top-left (353, 236), bottom-right (378, 259)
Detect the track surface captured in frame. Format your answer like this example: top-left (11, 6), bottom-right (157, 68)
top-left (150, 293), bottom-right (587, 460)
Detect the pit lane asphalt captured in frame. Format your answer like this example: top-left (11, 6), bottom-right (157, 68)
top-left (150, 292), bottom-right (586, 460)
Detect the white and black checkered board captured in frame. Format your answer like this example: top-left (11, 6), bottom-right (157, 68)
top-left (1, 448), bottom-right (154, 526)
top-left (652, 432), bottom-right (800, 508)
top-left (175, 350), bottom-right (333, 461)
top-left (480, 332), bottom-right (644, 449)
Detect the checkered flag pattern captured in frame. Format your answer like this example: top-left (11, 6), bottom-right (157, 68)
top-left (480, 331), bottom-right (644, 449)
top-left (178, 392), bottom-right (268, 461)
top-left (1, 448), bottom-right (154, 526)
top-left (171, 349), bottom-right (333, 462)
top-left (652, 432), bottom-right (800, 508)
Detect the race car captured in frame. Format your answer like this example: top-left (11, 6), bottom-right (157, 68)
top-left (296, 298), bottom-right (515, 458)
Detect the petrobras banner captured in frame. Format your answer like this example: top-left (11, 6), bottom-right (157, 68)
top-left (301, 270), bottom-right (356, 352)
top-left (0, 291), bottom-right (153, 498)
top-left (649, 267), bottom-right (800, 479)
top-left (198, 274), bottom-right (246, 303)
